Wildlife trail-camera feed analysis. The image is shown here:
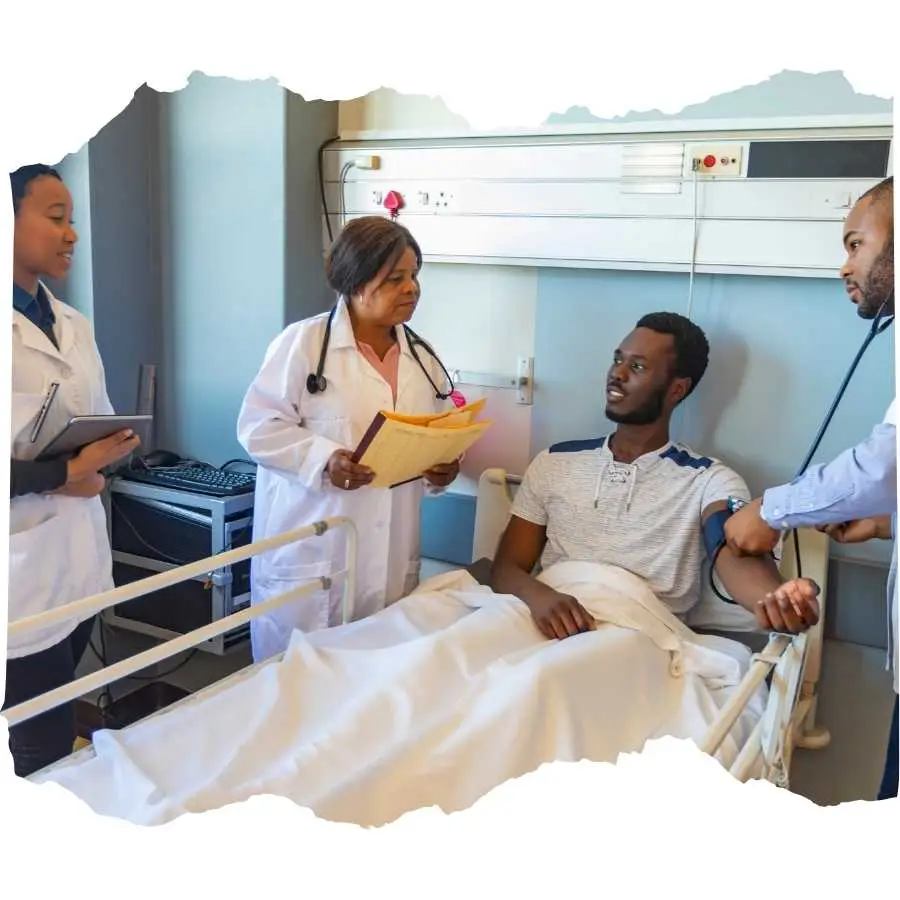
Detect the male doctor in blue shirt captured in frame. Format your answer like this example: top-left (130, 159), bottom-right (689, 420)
top-left (725, 176), bottom-right (896, 801)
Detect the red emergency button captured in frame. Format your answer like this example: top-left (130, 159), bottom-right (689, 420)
top-left (703, 154), bottom-right (716, 169)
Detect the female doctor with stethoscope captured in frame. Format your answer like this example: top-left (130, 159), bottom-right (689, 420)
top-left (5, 164), bottom-right (140, 777)
top-left (237, 216), bottom-right (461, 662)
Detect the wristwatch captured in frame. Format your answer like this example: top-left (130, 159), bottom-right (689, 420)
top-left (727, 496), bottom-right (748, 514)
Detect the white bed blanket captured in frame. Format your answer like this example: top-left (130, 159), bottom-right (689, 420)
top-left (33, 561), bottom-right (767, 827)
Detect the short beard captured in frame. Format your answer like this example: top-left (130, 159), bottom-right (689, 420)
top-left (857, 241), bottom-right (894, 320)
top-left (606, 386), bottom-right (667, 425)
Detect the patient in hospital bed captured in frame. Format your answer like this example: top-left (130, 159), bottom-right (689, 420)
top-left (29, 312), bottom-right (821, 829)
top-left (490, 310), bottom-right (820, 640)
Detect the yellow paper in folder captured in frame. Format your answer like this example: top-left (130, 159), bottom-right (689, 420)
top-left (351, 398), bottom-right (492, 489)
top-left (379, 397), bottom-right (487, 429)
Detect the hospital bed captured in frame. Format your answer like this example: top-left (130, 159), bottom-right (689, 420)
top-left (470, 468), bottom-right (833, 783)
top-left (9, 469), bottom-right (831, 814)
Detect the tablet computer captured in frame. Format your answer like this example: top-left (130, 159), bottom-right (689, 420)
top-left (36, 415), bottom-right (154, 461)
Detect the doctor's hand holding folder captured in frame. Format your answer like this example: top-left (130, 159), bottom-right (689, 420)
top-left (325, 398), bottom-right (493, 492)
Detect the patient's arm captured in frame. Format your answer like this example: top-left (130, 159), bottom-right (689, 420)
top-left (491, 516), bottom-right (596, 640)
top-left (703, 500), bottom-right (820, 634)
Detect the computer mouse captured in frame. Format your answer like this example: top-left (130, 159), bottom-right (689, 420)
top-left (140, 449), bottom-right (183, 468)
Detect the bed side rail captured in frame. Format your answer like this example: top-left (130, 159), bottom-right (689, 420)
top-left (3, 516), bottom-right (358, 729)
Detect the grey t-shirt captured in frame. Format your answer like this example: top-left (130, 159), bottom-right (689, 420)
top-left (511, 436), bottom-right (750, 616)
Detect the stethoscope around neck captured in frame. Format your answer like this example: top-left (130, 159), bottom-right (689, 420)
top-left (305, 299), bottom-right (457, 400)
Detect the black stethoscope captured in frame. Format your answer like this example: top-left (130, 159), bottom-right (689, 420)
top-left (306, 300), bottom-right (457, 400)
top-left (708, 290), bottom-right (895, 604)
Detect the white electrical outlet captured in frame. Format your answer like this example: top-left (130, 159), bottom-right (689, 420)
top-left (686, 144), bottom-right (744, 177)
top-left (371, 190), bottom-right (384, 206)
top-left (414, 187), bottom-right (456, 212)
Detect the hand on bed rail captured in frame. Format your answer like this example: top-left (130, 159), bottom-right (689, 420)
top-left (758, 577), bottom-right (821, 634)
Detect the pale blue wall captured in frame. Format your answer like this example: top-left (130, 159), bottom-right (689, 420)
top-left (425, 267), bottom-right (895, 647)
top-left (158, 75), bottom-right (338, 465)
top-left (531, 269), bottom-right (896, 627)
top-left (159, 76), bottom-right (289, 464)
top-left (531, 269), bottom-right (894, 513)
top-left (48, 145), bottom-right (93, 319)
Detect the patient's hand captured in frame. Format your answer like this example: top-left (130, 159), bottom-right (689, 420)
top-left (757, 578), bottom-right (820, 633)
top-left (526, 589), bottom-right (597, 641)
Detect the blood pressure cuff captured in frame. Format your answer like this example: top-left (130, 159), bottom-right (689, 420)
top-left (701, 508), bottom-right (740, 606)
top-left (702, 508), bottom-right (731, 561)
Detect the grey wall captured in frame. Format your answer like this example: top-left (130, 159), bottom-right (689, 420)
top-left (51, 88), bottom-right (166, 442)
top-left (51, 76), bottom-right (338, 465)
top-left (284, 93), bottom-right (338, 324)
top-left (88, 87), bottom-right (166, 434)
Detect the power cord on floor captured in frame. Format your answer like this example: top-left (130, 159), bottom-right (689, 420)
top-left (86, 616), bottom-right (199, 726)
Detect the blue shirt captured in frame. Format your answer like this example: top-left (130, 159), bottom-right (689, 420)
top-left (13, 282), bottom-right (59, 349)
top-left (760, 416), bottom-right (897, 692)
top-left (761, 423), bottom-right (896, 528)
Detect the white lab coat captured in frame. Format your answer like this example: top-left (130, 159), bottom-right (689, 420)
top-left (237, 299), bottom-right (452, 662)
top-left (9, 283), bottom-right (116, 659)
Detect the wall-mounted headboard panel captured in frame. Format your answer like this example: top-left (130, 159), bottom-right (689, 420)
top-left (321, 116), bottom-right (892, 279)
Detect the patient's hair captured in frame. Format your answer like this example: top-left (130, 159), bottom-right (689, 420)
top-left (10, 164), bottom-right (62, 214)
top-left (325, 216), bottom-right (423, 299)
top-left (635, 311), bottom-right (710, 398)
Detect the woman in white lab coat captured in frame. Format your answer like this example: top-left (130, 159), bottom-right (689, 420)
top-left (237, 216), bottom-right (460, 661)
top-left (5, 165), bottom-right (140, 777)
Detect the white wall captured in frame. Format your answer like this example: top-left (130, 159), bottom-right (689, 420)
top-left (413, 262), bottom-right (537, 491)
top-left (323, 128), bottom-right (892, 278)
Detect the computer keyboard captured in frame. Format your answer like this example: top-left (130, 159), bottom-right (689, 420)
top-left (121, 465), bottom-right (256, 497)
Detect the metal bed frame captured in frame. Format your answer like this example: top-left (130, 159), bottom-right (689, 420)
top-left (472, 467), bottom-right (832, 787)
top-left (9, 472), bottom-right (830, 792)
